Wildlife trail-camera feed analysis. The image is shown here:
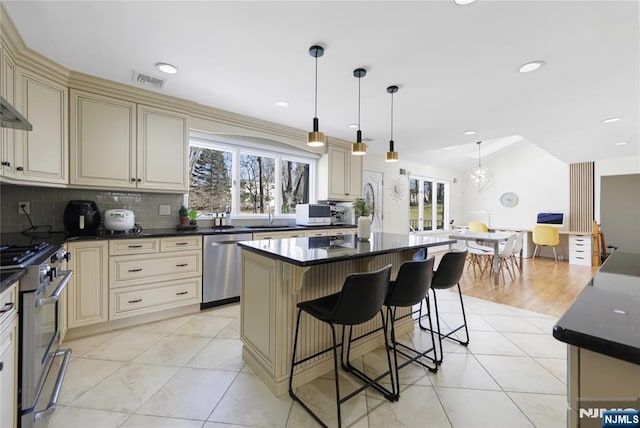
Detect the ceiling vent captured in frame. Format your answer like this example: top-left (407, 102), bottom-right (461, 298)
top-left (132, 71), bottom-right (166, 90)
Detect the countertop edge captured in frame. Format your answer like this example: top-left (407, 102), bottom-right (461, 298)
top-left (552, 324), bottom-right (640, 365)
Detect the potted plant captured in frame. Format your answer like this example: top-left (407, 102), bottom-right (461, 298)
top-left (188, 209), bottom-right (198, 225)
top-left (179, 205), bottom-right (189, 225)
top-left (353, 198), bottom-right (372, 241)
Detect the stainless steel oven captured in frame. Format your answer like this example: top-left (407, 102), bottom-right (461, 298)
top-left (17, 246), bottom-right (72, 428)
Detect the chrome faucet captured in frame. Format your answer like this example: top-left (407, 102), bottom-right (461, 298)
top-left (268, 211), bottom-right (274, 225)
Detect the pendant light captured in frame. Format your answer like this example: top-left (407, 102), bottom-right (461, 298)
top-left (385, 85), bottom-right (399, 162)
top-left (352, 68), bottom-right (367, 155)
top-left (307, 45), bottom-right (325, 147)
top-left (466, 141), bottom-right (494, 192)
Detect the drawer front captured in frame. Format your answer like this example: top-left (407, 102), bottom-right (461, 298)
top-left (252, 231), bottom-right (307, 240)
top-left (161, 236), bottom-right (202, 252)
top-left (110, 277), bottom-right (201, 319)
top-left (569, 253), bottom-right (591, 266)
top-left (109, 238), bottom-right (159, 255)
top-left (306, 229), bottom-right (332, 237)
top-left (110, 251), bottom-right (201, 288)
top-left (0, 282), bottom-right (18, 326)
top-left (330, 228), bottom-right (356, 236)
top-left (569, 235), bottom-right (592, 251)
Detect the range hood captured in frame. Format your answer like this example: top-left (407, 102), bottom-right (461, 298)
top-left (0, 96), bottom-right (32, 131)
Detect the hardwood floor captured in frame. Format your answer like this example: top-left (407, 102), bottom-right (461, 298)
top-left (437, 254), bottom-right (598, 317)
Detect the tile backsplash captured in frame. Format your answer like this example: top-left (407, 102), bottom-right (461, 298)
top-left (0, 184), bottom-right (184, 233)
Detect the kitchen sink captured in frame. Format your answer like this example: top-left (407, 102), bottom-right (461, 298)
top-left (244, 225), bottom-right (293, 229)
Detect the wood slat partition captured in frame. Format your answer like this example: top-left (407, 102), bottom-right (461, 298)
top-left (569, 162), bottom-right (594, 232)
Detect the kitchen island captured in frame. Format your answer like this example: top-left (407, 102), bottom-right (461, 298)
top-left (553, 252), bottom-right (640, 427)
top-left (238, 233), bottom-right (455, 396)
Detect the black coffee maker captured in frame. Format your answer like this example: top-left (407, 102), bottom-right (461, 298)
top-left (63, 200), bottom-right (101, 235)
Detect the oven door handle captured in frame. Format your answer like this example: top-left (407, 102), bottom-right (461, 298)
top-left (33, 348), bottom-right (72, 422)
top-left (36, 270), bottom-right (73, 308)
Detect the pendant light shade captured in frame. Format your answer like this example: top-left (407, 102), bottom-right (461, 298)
top-left (385, 85), bottom-right (399, 162)
top-left (466, 141), bottom-right (494, 192)
top-left (307, 45), bottom-right (325, 147)
top-left (352, 68), bottom-right (367, 156)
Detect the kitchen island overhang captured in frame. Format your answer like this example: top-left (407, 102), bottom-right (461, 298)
top-left (238, 233), bottom-right (456, 396)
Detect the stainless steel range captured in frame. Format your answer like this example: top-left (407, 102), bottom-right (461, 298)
top-left (1, 242), bottom-right (73, 428)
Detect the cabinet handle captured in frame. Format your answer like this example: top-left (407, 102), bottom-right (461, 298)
top-left (0, 302), bottom-right (14, 313)
top-left (176, 263), bottom-right (188, 267)
top-left (16, 166), bottom-right (23, 171)
top-left (131, 178), bottom-right (136, 182)
top-left (128, 299), bottom-right (142, 303)
top-left (137, 178), bottom-right (141, 182)
top-left (128, 268), bottom-right (142, 272)
top-left (128, 245), bottom-right (143, 248)
top-left (175, 242), bottom-right (188, 246)
top-left (176, 291), bottom-right (188, 296)
top-left (1, 161), bottom-right (10, 166)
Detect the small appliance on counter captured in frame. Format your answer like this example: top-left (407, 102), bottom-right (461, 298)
top-left (104, 209), bottom-right (136, 232)
top-left (295, 204), bottom-right (331, 226)
top-left (63, 200), bottom-right (101, 235)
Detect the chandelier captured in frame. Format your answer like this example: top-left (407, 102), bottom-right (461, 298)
top-left (466, 141), bottom-right (493, 192)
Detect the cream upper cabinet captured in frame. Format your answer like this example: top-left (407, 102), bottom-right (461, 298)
top-left (67, 240), bottom-right (109, 329)
top-left (70, 89), bottom-right (137, 188)
top-left (136, 104), bottom-right (188, 192)
top-left (70, 90), bottom-right (188, 192)
top-left (318, 144), bottom-right (363, 201)
top-left (14, 66), bottom-right (68, 184)
top-left (0, 44), bottom-right (16, 178)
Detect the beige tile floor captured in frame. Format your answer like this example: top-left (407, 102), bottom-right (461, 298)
top-left (42, 292), bottom-right (568, 428)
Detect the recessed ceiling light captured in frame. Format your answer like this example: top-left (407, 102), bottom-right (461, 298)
top-left (602, 117), bottom-right (621, 123)
top-left (347, 123), bottom-right (359, 129)
top-left (463, 130), bottom-right (477, 135)
top-left (454, 0), bottom-right (476, 5)
top-left (444, 146), bottom-right (458, 151)
top-left (518, 61), bottom-right (545, 73)
top-left (615, 142), bottom-right (628, 146)
top-left (155, 62), bottom-right (178, 74)
top-left (275, 100), bottom-right (290, 108)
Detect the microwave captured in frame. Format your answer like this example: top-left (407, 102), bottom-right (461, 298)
top-left (296, 204), bottom-right (331, 226)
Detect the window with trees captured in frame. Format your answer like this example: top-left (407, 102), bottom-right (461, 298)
top-left (409, 176), bottom-right (449, 231)
top-left (188, 139), bottom-right (314, 217)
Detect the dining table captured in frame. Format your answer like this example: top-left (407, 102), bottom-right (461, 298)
top-left (448, 231), bottom-right (517, 285)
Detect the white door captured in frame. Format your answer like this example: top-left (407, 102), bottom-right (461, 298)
top-left (363, 170), bottom-right (383, 233)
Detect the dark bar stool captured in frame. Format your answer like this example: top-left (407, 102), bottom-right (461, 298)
top-left (288, 264), bottom-right (395, 428)
top-left (383, 256), bottom-right (438, 400)
top-left (418, 250), bottom-right (469, 364)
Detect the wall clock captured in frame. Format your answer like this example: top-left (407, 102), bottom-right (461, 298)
top-left (500, 192), bottom-right (519, 208)
top-left (389, 178), bottom-right (405, 202)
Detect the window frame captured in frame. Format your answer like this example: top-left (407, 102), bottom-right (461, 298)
top-left (187, 136), bottom-right (317, 219)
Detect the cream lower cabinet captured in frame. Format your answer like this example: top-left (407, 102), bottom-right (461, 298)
top-left (14, 66), bottom-right (68, 184)
top-left (318, 144), bottom-right (363, 201)
top-left (108, 236), bottom-right (202, 320)
top-left (0, 281), bottom-right (18, 428)
top-left (252, 230), bottom-right (307, 240)
top-left (70, 89), bottom-right (188, 192)
top-left (330, 227), bottom-right (356, 236)
top-left (67, 241), bottom-right (109, 329)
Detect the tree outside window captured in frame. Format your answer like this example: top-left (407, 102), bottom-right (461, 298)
top-left (281, 160), bottom-right (309, 213)
top-left (239, 153), bottom-right (275, 214)
top-left (188, 146), bottom-right (232, 215)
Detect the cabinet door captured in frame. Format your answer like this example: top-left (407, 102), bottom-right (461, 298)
top-left (0, 45), bottom-right (16, 178)
top-left (348, 154), bottom-right (363, 198)
top-left (14, 67), bottom-right (68, 184)
top-left (67, 241), bottom-right (109, 328)
top-left (70, 90), bottom-right (136, 188)
top-left (328, 146), bottom-right (349, 198)
top-left (137, 104), bottom-right (188, 192)
top-left (0, 315), bottom-right (18, 428)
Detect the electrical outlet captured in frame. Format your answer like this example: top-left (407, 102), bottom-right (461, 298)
top-left (159, 204), bottom-right (171, 215)
top-left (18, 201), bottom-right (30, 215)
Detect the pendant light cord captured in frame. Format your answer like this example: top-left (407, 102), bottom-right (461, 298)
top-left (314, 54), bottom-right (318, 118)
top-left (477, 141), bottom-right (482, 168)
top-left (357, 76), bottom-right (361, 131)
top-left (390, 91), bottom-right (394, 140)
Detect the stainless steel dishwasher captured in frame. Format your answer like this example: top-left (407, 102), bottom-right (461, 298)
top-left (202, 233), bottom-right (253, 309)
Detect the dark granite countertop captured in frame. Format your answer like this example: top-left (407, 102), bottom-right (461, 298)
top-left (0, 268), bottom-right (25, 293)
top-left (238, 232), bottom-right (456, 266)
top-left (553, 252), bottom-right (640, 365)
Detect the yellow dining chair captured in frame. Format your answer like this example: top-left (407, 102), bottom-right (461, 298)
top-left (532, 225), bottom-right (561, 262)
top-left (468, 222), bottom-right (489, 232)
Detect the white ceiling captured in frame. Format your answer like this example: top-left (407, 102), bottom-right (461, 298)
top-left (3, 0), bottom-right (638, 170)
